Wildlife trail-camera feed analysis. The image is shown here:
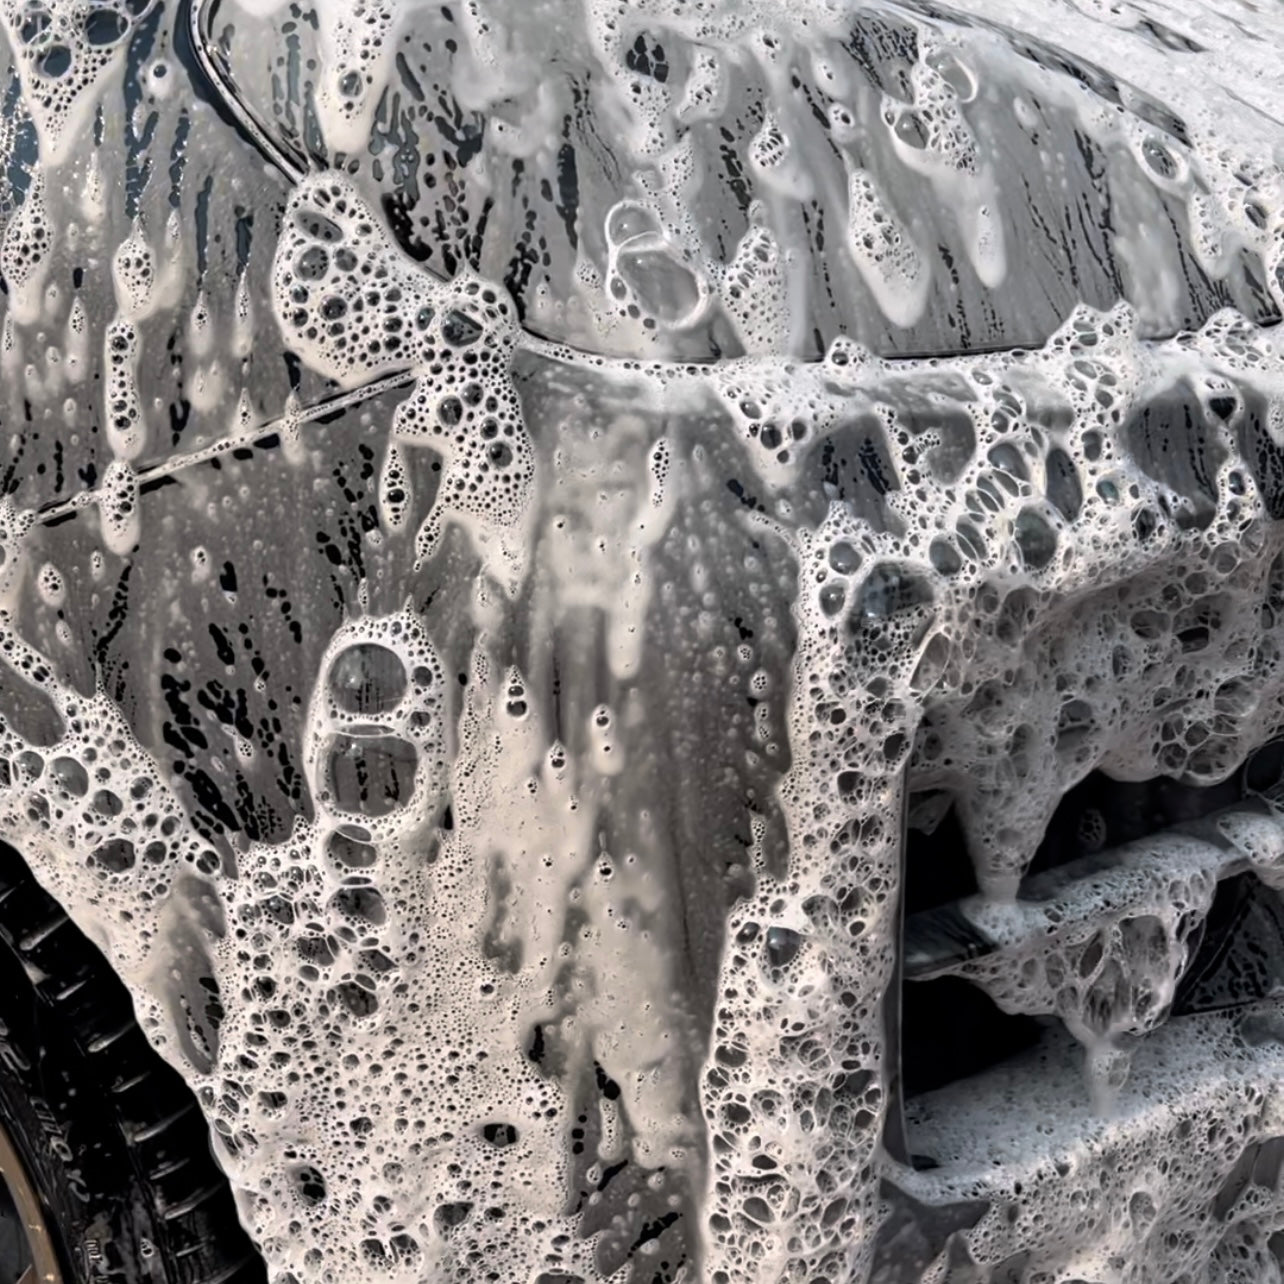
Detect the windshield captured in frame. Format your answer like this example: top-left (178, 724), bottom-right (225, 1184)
top-left (197, 0), bottom-right (1282, 361)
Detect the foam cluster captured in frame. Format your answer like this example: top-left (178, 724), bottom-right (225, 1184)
top-left (0, 616), bottom-right (224, 982)
top-left (0, 0), bottom-right (157, 164)
top-left (272, 175), bottom-right (534, 589)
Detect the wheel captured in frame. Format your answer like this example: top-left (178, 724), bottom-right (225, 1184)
top-left (0, 839), bottom-right (265, 1284)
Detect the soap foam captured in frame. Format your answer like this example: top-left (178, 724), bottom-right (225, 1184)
top-left (3, 2), bottom-right (1284, 1283)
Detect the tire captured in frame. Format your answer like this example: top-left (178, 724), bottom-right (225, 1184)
top-left (0, 838), bottom-right (265, 1284)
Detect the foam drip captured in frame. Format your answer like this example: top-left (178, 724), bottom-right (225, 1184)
top-left (0, 0), bottom-right (157, 165)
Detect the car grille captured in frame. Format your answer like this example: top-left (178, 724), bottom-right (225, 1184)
top-left (877, 765), bottom-right (1284, 1281)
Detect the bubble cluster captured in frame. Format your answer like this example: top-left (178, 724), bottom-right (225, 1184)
top-left (901, 1003), bottom-right (1284, 1284)
top-left (0, 620), bottom-right (222, 981)
top-left (304, 612), bottom-right (445, 841)
top-left (193, 620), bottom-right (691, 1284)
top-left (271, 175), bottom-right (441, 390)
top-left (104, 319), bottom-right (145, 458)
top-left (0, 171), bottom-right (52, 324)
top-left (272, 175), bottom-right (535, 589)
top-left (0, 0), bottom-right (157, 164)
top-left (97, 458), bottom-right (140, 554)
top-left (955, 828), bottom-right (1232, 1106)
top-left (844, 167), bottom-right (930, 330)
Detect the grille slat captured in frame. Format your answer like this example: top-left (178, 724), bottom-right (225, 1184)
top-left (893, 1000), bottom-right (1284, 1279)
top-left (891, 776), bottom-right (1284, 1276)
top-left (903, 784), bottom-right (1284, 984)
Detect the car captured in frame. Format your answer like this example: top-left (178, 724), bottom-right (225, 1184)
top-left (1, 0), bottom-right (1283, 1281)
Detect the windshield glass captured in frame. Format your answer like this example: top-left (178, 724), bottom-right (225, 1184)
top-left (197, 0), bottom-right (1282, 360)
